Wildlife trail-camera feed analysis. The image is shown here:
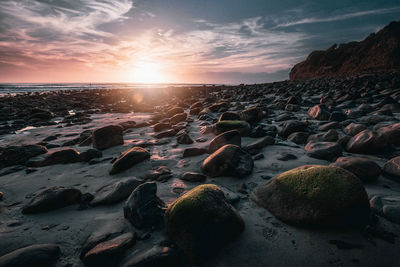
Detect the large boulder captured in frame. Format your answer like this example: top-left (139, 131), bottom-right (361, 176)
top-left (345, 130), bottom-right (388, 154)
top-left (90, 178), bottom-right (143, 206)
top-left (22, 186), bottom-right (82, 214)
top-left (164, 184), bottom-right (244, 263)
top-left (330, 157), bottom-right (381, 182)
top-left (0, 244), bottom-right (60, 267)
top-left (92, 125), bottom-right (124, 150)
top-left (109, 147), bottom-right (150, 175)
top-left (208, 130), bottom-right (241, 154)
top-left (123, 182), bottom-right (165, 229)
top-left (201, 144), bottom-right (253, 177)
top-left (252, 165), bottom-right (370, 227)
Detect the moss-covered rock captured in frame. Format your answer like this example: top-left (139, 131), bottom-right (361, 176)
top-left (251, 165), bottom-right (370, 227)
top-left (214, 120), bottom-right (251, 136)
top-left (164, 184), bottom-right (244, 263)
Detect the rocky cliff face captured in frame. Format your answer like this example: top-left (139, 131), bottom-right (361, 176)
top-left (290, 21), bottom-right (400, 80)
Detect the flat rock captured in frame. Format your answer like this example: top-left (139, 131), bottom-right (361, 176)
top-left (92, 125), bottom-right (124, 150)
top-left (305, 141), bottom-right (342, 161)
top-left (22, 186), bottom-right (82, 214)
top-left (90, 178), bottom-right (143, 206)
top-left (0, 244), bottom-right (60, 267)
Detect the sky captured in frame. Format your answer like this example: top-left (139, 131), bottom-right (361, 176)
top-left (0, 0), bottom-right (399, 84)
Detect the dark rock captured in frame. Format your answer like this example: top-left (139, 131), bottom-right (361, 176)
top-left (331, 157), bottom-right (381, 182)
top-left (208, 130), bottom-right (241, 154)
top-left (277, 153), bottom-right (297, 161)
top-left (239, 107), bottom-right (263, 123)
top-left (164, 184), bottom-right (244, 263)
top-left (0, 244), bottom-right (60, 267)
top-left (176, 133), bottom-right (193, 145)
top-left (307, 129), bottom-right (338, 143)
top-left (32, 148), bottom-right (81, 167)
top-left (155, 129), bottom-right (176, 139)
top-left (141, 166), bottom-right (172, 182)
top-left (305, 141), bottom-right (342, 161)
top-left (251, 165), bottom-right (370, 227)
top-left (377, 122), bottom-right (400, 145)
top-left (123, 182), bottom-right (166, 229)
top-left (308, 104), bottom-right (330, 120)
top-left (287, 132), bottom-right (309, 144)
top-left (0, 145), bottom-right (47, 167)
top-left (244, 136), bottom-right (275, 150)
top-left (181, 172), bottom-right (207, 182)
top-left (201, 144), bottom-right (253, 177)
top-left (214, 121), bottom-right (251, 136)
top-left (109, 147), bottom-right (150, 175)
top-left (22, 186), bottom-right (82, 214)
top-left (170, 113), bottom-right (187, 125)
top-left (90, 178), bottom-right (143, 206)
top-left (166, 107), bottom-right (184, 117)
top-left (345, 130), bottom-right (388, 154)
top-left (329, 111), bottom-right (347, 122)
top-left (153, 123), bottom-right (171, 132)
top-left (279, 120), bottom-right (307, 138)
top-left (92, 125), bottom-right (124, 150)
top-left (218, 112), bottom-right (240, 121)
top-left (80, 149), bottom-right (102, 162)
top-left (344, 123), bottom-right (366, 136)
top-left (83, 232), bottom-right (135, 267)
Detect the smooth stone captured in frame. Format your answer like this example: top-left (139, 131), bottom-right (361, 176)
top-left (181, 172), bottom-right (207, 182)
top-left (0, 244), bottom-right (60, 267)
top-left (208, 130), bottom-right (241, 154)
top-left (244, 136), bottom-right (275, 150)
top-left (183, 147), bottom-right (208, 158)
top-left (331, 157), bottom-right (381, 182)
top-left (345, 130), bottom-right (388, 154)
top-left (279, 120), bottom-right (308, 138)
top-left (109, 147), bottom-right (150, 175)
top-left (92, 125), bottom-right (124, 150)
top-left (305, 141), bottom-right (342, 161)
top-left (383, 156), bottom-right (400, 180)
top-left (0, 145), bottom-right (48, 167)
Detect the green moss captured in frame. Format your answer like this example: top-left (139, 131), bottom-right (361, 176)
top-left (277, 165), bottom-right (353, 208)
top-left (166, 184), bottom-right (221, 220)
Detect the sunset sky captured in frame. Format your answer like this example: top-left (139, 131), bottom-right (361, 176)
top-left (0, 0), bottom-right (399, 84)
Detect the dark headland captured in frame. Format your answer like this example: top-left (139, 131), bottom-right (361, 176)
top-left (0, 21), bottom-right (400, 267)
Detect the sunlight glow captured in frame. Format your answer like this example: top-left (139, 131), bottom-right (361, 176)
top-left (129, 61), bottom-right (168, 83)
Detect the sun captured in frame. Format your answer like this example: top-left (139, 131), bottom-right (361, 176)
top-left (130, 61), bottom-right (167, 83)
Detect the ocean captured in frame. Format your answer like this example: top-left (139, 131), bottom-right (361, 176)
top-left (0, 83), bottom-right (217, 95)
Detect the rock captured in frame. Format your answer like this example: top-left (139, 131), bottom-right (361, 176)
top-left (377, 122), bottom-right (400, 145)
top-left (92, 125), bottom-right (124, 150)
top-left (155, 129), bottom-right (176, 139)
top-left (244, 136), bottom-right (275, 150)
top-left (277, 153), bottom-right (297, 161)
top-left (83, 232), bottom-right (135, 267)
top-left (214, 121), bottom-right (251, 136)
top-left (201, 144), bottom-right (253, 177)
top-left (308, 104), bottom-right (330, 120)
top-left (164, 184), bottom-right (244, 263)
top-left (0, 191), bottom-right (3, 200)
top-left (318, 121), bottom-right (339, 131)
top-left (305, 141), bottom-right (342, 161)
top-left (90, 178), bottom-right (143, 206)
top-left (239, 107), bottom-right (263, 123)
top-left (170, 113), bottom-right (187, 125)
top-left (249, 124), bottom-right (277, 138)
top-left (181, 172), bottom-right (207, 182)
top-left (0, 145), bottom-right (47, 167)
top-left (166, 107), bottom-right (184, 117)
top-left (218, 112), bottom-right (241, 121)
top-left (279, 120), bottom-right (308, 138)
top-left (329, 111), bottom-right (347, 122)
top-left (287, 132), bottom-right (309, 144)
top-left (0, 244), bottom-right (60, 267)
top-left (80, 148), bottom-right (102, 162)
top-left (176, 132), bottom-right (193, 145)
top-left (251, 165), bottom-right (371, 227)
top-left (119, 120), bottom-right (137, 130)
top-left (345, 130), bottom-right (388, 154)
top-left (109, 147), bottom-right (150, 175)
top-left (33, 148), bottom-right (81, 167)
top-left (153, 123), bottom-right (171, 132)
top-left (22, 186), bottom-right (82, 214)
top-left (141, 166), bottom-right (172, 182)
top-left (331, 157), bottom-right (381, 182)
top-left (183, 147), bottom-right (208, 158)
top-left (208, 130), bottom-right (241, 154)
top-left (382, 205), bottom-right (400, 224)
top-left (123, 182), bottom-right (166, 229)
top-left (307, 129), bottom-right (338, 143)
top-left (344, 123), bottom-right (366, 136)
top-left (120, 245), bottom-right (183, 267)
top-left (383, 156), bottom-right (400, 180)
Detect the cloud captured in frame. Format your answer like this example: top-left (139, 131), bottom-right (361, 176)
top-left (275, 6), bottom-right (400, 28)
